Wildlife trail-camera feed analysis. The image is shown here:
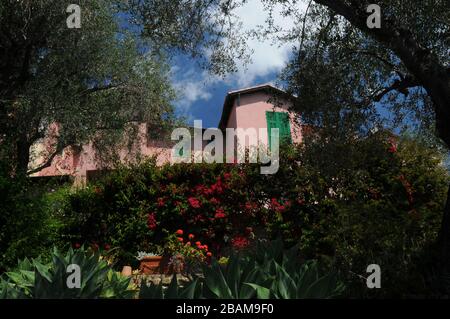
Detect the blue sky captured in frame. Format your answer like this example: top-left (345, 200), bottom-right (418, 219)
top-left (168, 0), bottom-right (304, 128)
top-left (170, 56), bottom-right (283, 128)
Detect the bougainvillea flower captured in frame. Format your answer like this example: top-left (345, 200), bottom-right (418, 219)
top-left (147, 213), bottom-right (157, 230)
top-left (210, 197), bottom-right (220, 205)
top-left (176, 229), bottom-right (184, 235)
top-left (188, 197), bottom-right (201, 208)
top-left (231, 236), bottom-right (250, 250)
top-left (157, 197), bottom-right (165, 207)
top-left (214, 212), bottom-right (227, 219)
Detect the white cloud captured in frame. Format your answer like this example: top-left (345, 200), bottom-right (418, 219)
top-left (171, 0), bottom-right (306, 112)
top-left (172, 68), bottom-right (213, 114)
top-left (230, 0), bottom-right (300, 87)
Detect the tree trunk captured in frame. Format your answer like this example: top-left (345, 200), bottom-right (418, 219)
top-left (312, 0), bottom-right (450, 291)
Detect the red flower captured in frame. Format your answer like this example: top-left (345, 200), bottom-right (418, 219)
top-left (188, 234), bottom-right (195, 240)
top-left (104, 244), bottom-right (111, 251)
top-left (177, 237), bottom-right (184, 243)
top-left (231, 236), bottom-right (250, 250)
top-left (271, 198), bottom-right (286, 213)
top-left (157, 197), bottom-right (165, 207)
top-left (147, 213), bottom-right (157, 230)
top-left (388, 144), bottom-right (397, 153)
top-left (188, 197), bottom-right (201, 209)
top-left (214, 211), bottom-right (227, 219)
top-left (206, 252), bottom-right (212, 257)
top-left (195, 184), bottom-right (205, 193)
top-left (195, 241), bottom-right (201, 247)
top-left (176, 229), bottom-right (184, 235)
top-left (202, 245), bottom-right (208, 251)
top-left (211, 178), bottom-right (224, 194)
top-left (185, 242), bottom-right (191, 246)
top-left (245, 201), bottom-right (257, 211)
top-left (210, 197), bottom-right (220, 205)
top-left (203, 188), bottom-right (213, 196)
top-left (223, 172), bottom-right (232, 180)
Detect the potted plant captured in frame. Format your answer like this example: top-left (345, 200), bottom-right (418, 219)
top-left (164, 230), bottom-right (210, 275)
top-left (136, 248), bottom-right (164, 275)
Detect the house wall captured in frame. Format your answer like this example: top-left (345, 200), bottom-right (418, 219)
top-left (30, 88), bottom-right (302, 183)
top-left (229, 91), bottom-right (302, 151)
top-left (32, 123), bottom-right (173, 185)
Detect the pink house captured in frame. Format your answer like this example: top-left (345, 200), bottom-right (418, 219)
top-left (218, 84), bottom-right (302, 149)
top-left (30, 84), bottom-right (302, 184)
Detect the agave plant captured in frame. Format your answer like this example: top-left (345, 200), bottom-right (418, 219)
top-left (248, 239), bottom-right (346, 299)
top-left (138, 239), bottom-right (345, 299)
top-left (200, 240), bottom-right (344, 299)
top-left (0, 246), bottom-right (136, 299)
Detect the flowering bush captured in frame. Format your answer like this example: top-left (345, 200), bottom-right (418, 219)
top-left (165, 231), bottom-right (209, 264)
top-left (61, 160), bottom-right (265, 265)
top-left (141, 162), bottom-right (264, 256)
top-left (60, 131), bottom-right (448, 297)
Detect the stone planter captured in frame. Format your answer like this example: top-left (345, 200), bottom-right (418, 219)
top-left (139, 256), bottom-right (164, 275)
top-left (139, 255), bottom-right (185, 275)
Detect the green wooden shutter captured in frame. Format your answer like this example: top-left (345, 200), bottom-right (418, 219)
top-left (266, 111), bottom-right (276, 150)
top-left (277, 112), bottom-right (292, 144)
top-left (266, 111), bottom-right (292, 149)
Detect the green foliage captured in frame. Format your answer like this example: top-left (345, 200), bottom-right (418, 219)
top-left (61, 159), bottom-right (266, 266)
top-left (0, 0), bottom-right (176, 173)
top-left (140, 239), bottom-right (345, 299)
top-left (0, 246), bottom-right (135, 299)
top-left (0, 165), bottom-right (65, 271)
top-left (57, 131), bottom-right (447, 297)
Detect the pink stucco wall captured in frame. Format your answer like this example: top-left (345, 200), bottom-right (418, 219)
top-left (228, 91), bottom-right (302, 149)
top-left (32, 123), bottom-right (172, 184)
top-left (31, 86), bottom-right (302, 183)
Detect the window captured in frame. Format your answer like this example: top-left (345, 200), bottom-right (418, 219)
top-left (266, 111), bottom-right (292, 149)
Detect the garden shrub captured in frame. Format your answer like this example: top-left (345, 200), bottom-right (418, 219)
top-left (60, 132), bottom-right (448, 297)
top-left (0, 164), bottom-right (66, 272)
top-left (62, 159), bottom-right (269, 266)
top-left (258, 132), bottom-right (449, 297)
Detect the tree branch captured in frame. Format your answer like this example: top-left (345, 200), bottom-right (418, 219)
top-left (371, 76), bottom-right (420, 102)
top-left (313, 0), bottom-right (450, 146)
top-left (27, 141), bottom-right (69, 175)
